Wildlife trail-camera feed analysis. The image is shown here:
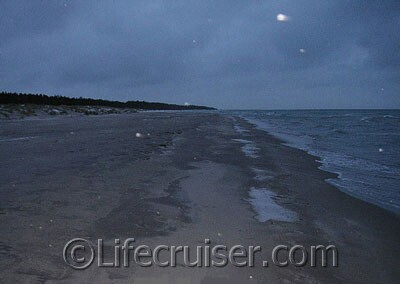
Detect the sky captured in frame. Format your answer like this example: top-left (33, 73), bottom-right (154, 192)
top-left (0, 0), bottom-right (399, 109)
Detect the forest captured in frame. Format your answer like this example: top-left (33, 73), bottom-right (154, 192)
top-left (0, 91), bottom-right (215, 110)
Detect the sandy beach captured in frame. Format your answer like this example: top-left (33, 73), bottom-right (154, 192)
top-left (0, 111), bottom-right (399, 283)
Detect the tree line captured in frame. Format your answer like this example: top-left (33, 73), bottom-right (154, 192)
top-left (0, 91), bottom-right (215, 110)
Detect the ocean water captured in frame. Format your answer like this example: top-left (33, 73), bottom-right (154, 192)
top-left (229, 110), bottom-right (400, 215)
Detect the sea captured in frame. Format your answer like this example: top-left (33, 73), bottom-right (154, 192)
top-left (228, 110), bottom-right (400, 216)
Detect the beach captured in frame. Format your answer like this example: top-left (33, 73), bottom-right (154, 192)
top-left (0, 111), bottom-right (399, 283)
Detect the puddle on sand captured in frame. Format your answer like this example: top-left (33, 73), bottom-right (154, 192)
top-left (251, 167), bottom-right (273, 181)
top-left (232, 139), bottom-right (259, 158)
top-left (233, 124), bottom-right (249, 134)
top-left (248, 187), bottom-right (297, 222)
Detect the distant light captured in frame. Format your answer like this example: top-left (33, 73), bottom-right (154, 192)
top-left (184, 102), bottom-right (190, 106)
top-left (299, 48), bottom-right (306, 53)
top-left (136, 132), bottom-right (143, 138)
top-left (379, 148), bottom-right (383, 152)
top-left (192, 39), bottom-right (196, 44)
top-left (276, 14), bottom-right (290, 22)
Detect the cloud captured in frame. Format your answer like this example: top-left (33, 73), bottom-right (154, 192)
top-left (0, 0), bottom-right (399, 108)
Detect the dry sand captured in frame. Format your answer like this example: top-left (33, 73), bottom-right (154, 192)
top-left (0, 111), bottom-right (399, 283)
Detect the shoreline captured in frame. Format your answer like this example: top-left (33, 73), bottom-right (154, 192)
top-left (0, 112), bottom-right (399, 283)
top-left (239, 115), bottom-right (400, 218)
top-left (231, 115), bottom-right (400, 282)
top-left (238, 115), bottom-right (400, 217)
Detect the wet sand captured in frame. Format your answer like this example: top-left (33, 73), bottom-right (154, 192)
top-left (0, 112), bottom-right (399, 283)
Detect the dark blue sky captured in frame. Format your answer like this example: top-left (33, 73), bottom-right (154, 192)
top-left (1, 1), bottom-right (399, 109)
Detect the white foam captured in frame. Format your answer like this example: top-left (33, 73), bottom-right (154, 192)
top-left (248, 187), bottom-right (297, 222)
